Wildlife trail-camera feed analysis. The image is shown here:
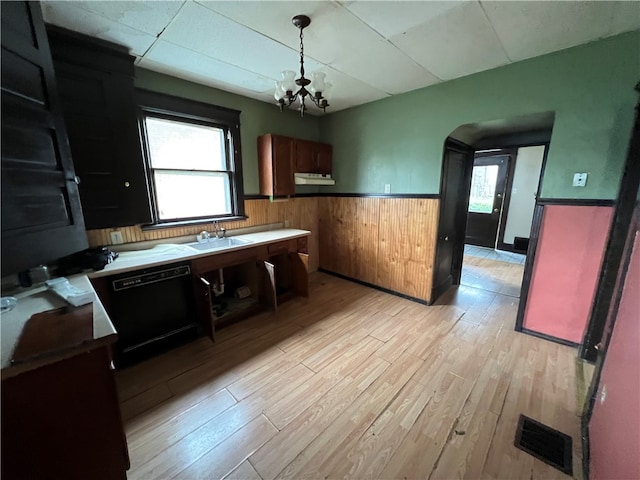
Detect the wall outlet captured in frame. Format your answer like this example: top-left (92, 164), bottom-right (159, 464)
top-left (573, 172), bottom-right (588, 187)
top-left (284, 219), bottom-right (290, 228)
top-left (384, 183), bottom-right (391, 194)
top-left (110, 231), bottom-right (124, 245)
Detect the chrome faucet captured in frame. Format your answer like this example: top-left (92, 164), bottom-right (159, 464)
top-left (197, 230), bottom-right (210, 243)
top-left (213, 221), bottom-right (226, 239)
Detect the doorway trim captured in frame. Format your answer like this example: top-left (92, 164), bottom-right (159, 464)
top-left (430, 137), bottom-right (475, 302)
top-left (580, 95), bottom-right (640, 361)
top-left (580, 201), bottom-right (640, 478)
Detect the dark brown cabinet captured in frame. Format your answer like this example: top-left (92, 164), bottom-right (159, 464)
top-left (2, 345), bottom-right (129, 480)
top-left (258, 134), bottom-right (333, 196)
top-left (294, 139), bottom-right (332, 174)
top-left (314, 142), bottom-right (333, 174)
top-left (47, 26), bottom-right (152, 229)
top-left (295, 139), bottom-right (315, 173)
top-left (1, 1), bottom-right (88, 276)
top-left (258, 134), bottom-right (296, 196)
top-left (191, 238), bottom-right (309, 340)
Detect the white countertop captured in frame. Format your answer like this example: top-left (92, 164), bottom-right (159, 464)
top-left (90, 228), bottom-right (310, 278)
top-left (1, 275), bottom-right (117, 378)
top-left (0, 228), bottom-right (309, 377)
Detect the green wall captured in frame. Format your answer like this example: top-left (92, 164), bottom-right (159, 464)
top-left (320, 30), bottom-right (640, 199)
top-left (135, 68), bottom-right (321, 195)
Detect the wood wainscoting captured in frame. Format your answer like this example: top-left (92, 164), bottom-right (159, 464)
top-left (318, 197), bottom-right (439, 303)
top-left (86, 197), bottom-right (320, 272)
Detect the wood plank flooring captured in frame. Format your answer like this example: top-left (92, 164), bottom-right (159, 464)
top-left (116, 269), bottom-right (585, 479)
top-left (461, 253), bottom-right (525, 298)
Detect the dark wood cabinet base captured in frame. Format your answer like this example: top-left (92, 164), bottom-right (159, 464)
top-left (1, 346), bottom-right (129, 480)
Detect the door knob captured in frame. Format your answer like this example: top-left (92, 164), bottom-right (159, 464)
top-left (124, 181), bottom-right (130, 188)
top-left (444, 236), bottom-right (449, 241)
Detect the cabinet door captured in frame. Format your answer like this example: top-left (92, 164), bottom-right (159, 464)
top-left (194, 275), bottom-right (215, 341)
top-left (272, 135), bottom-right (295, 195)
top-left (295, 139), bottom-right (314, 173)
top-left (290, 252), bottom-right (309, 297)
top-left (314, 143), bottom-right (333, 174)
top-left (1, 2), bottom-right (88, 276)
top-left (261, 261), bottom-right (277, 311)
top-left (48, 28), bottom-right (152, 229)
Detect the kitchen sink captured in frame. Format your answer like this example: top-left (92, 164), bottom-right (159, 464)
top-left (187, 237), bottom-right (253, 251)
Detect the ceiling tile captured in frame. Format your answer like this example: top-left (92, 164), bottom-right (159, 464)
top-left (609, 1), bottom-right (640, 37)
top-left (390, 2), bottom-right (509, 80)
top-left (140, 41), bottom-right (274, 93)
top-left (307, 66), bottom-right (390, 112)
top-left (195, 0), bottom-right (329, 51)
top-left (481, 1), bottom-right (616, 61)
top-left (41, 2), bottom-right (156, 56)
top-left (67, 1), bottom-right (185, 36)
top-left (39, 0), bottom-right (640, 113)
top-left (343, 1), bottom-right (469, 39)
top-left (159, 2), bottom-right (323, 80)
top-left (200, 0), bottom-right (439, 94)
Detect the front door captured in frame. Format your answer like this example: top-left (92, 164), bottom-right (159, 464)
top-left (465, 155), bottom-right (509, 248)
top-left (432, 138), bottom-right (474, 301)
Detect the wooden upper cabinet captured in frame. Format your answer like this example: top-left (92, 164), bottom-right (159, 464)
top-left (46, 26), bottom-right (152, 230)
top-left (314, 142), bottom-right (333, 174)
top-left (295, 139), bottom-right (332, 174)
top-left (1, 2), bottom-right (88, 276)
top-left (258, 134), bottom-right (295, 196)
top-left (294, 139), bottom-right (315, 173)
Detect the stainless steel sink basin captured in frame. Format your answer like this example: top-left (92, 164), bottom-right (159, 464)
top-left (187, 237), bottom-right (253, 251)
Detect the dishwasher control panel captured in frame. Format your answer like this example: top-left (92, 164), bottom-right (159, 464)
top-left (112, 264), bottom-right (191, 291)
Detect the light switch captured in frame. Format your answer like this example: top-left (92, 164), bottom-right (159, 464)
top-left (384, 184), bottom-right (391, 194)
top-left (573, 173), bottom-right (588, 187)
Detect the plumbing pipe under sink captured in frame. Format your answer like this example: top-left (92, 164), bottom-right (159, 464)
top-left (212, 269), bottom-right (224, 296)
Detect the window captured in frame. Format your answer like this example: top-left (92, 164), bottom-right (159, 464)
top-left (137, 90), bottom-right (244, 226)
top-left (468, 164), bottom-right (498, 214)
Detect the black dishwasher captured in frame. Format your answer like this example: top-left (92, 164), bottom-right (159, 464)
top-left (109, 262), bottom-right (198, 367)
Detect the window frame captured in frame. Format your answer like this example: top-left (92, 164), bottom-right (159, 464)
top-left (136, 89), bottom-right (245, 229)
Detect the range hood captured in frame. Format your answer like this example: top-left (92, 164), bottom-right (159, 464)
top-left (294, 173), bottom-right (335, 185)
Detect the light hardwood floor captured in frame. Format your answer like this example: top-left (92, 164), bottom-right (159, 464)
top-left (116, 269), bottom-right (585, 479)
top-left (461, 253), bottom-right (525, 298)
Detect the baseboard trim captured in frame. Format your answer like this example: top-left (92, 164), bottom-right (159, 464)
top-left (318, 268), bottom-right (432, 305)
top-left (519, 327), bottom-right (580, 348)
top-left (536, 198), bottom-right (615, 207)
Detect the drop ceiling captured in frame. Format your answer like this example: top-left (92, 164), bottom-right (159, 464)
top-left (41, 1), bottom-right (640, 115)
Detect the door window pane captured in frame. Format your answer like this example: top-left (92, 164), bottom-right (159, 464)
top-left (468, 165), bottom-right (498, 214)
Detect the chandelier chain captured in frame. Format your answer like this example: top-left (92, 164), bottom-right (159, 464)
top-left (299, 28), bottom-right (305, 78)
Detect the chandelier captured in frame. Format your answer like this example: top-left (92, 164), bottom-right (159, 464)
top-left (274, 15), bottom-right (332, 117)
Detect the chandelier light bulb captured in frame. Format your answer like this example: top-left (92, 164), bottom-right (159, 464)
top-left (309, 72), bottom-right (327, 96)
top-left (280, 70), bottom-right (297, 93)
top-left (274, 81), bottom-right (286, 101)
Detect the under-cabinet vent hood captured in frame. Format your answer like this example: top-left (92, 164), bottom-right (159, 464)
top-left (294, 173), bottom-right (335, 185)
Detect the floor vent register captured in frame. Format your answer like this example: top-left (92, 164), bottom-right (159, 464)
top-left (514, 414), bottom-right (573, 476)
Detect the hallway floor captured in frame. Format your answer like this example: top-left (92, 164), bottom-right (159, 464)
top-left (464, 244), bottom-right (526, 265)
top-left (462, 246), bottom-right (525, 298)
